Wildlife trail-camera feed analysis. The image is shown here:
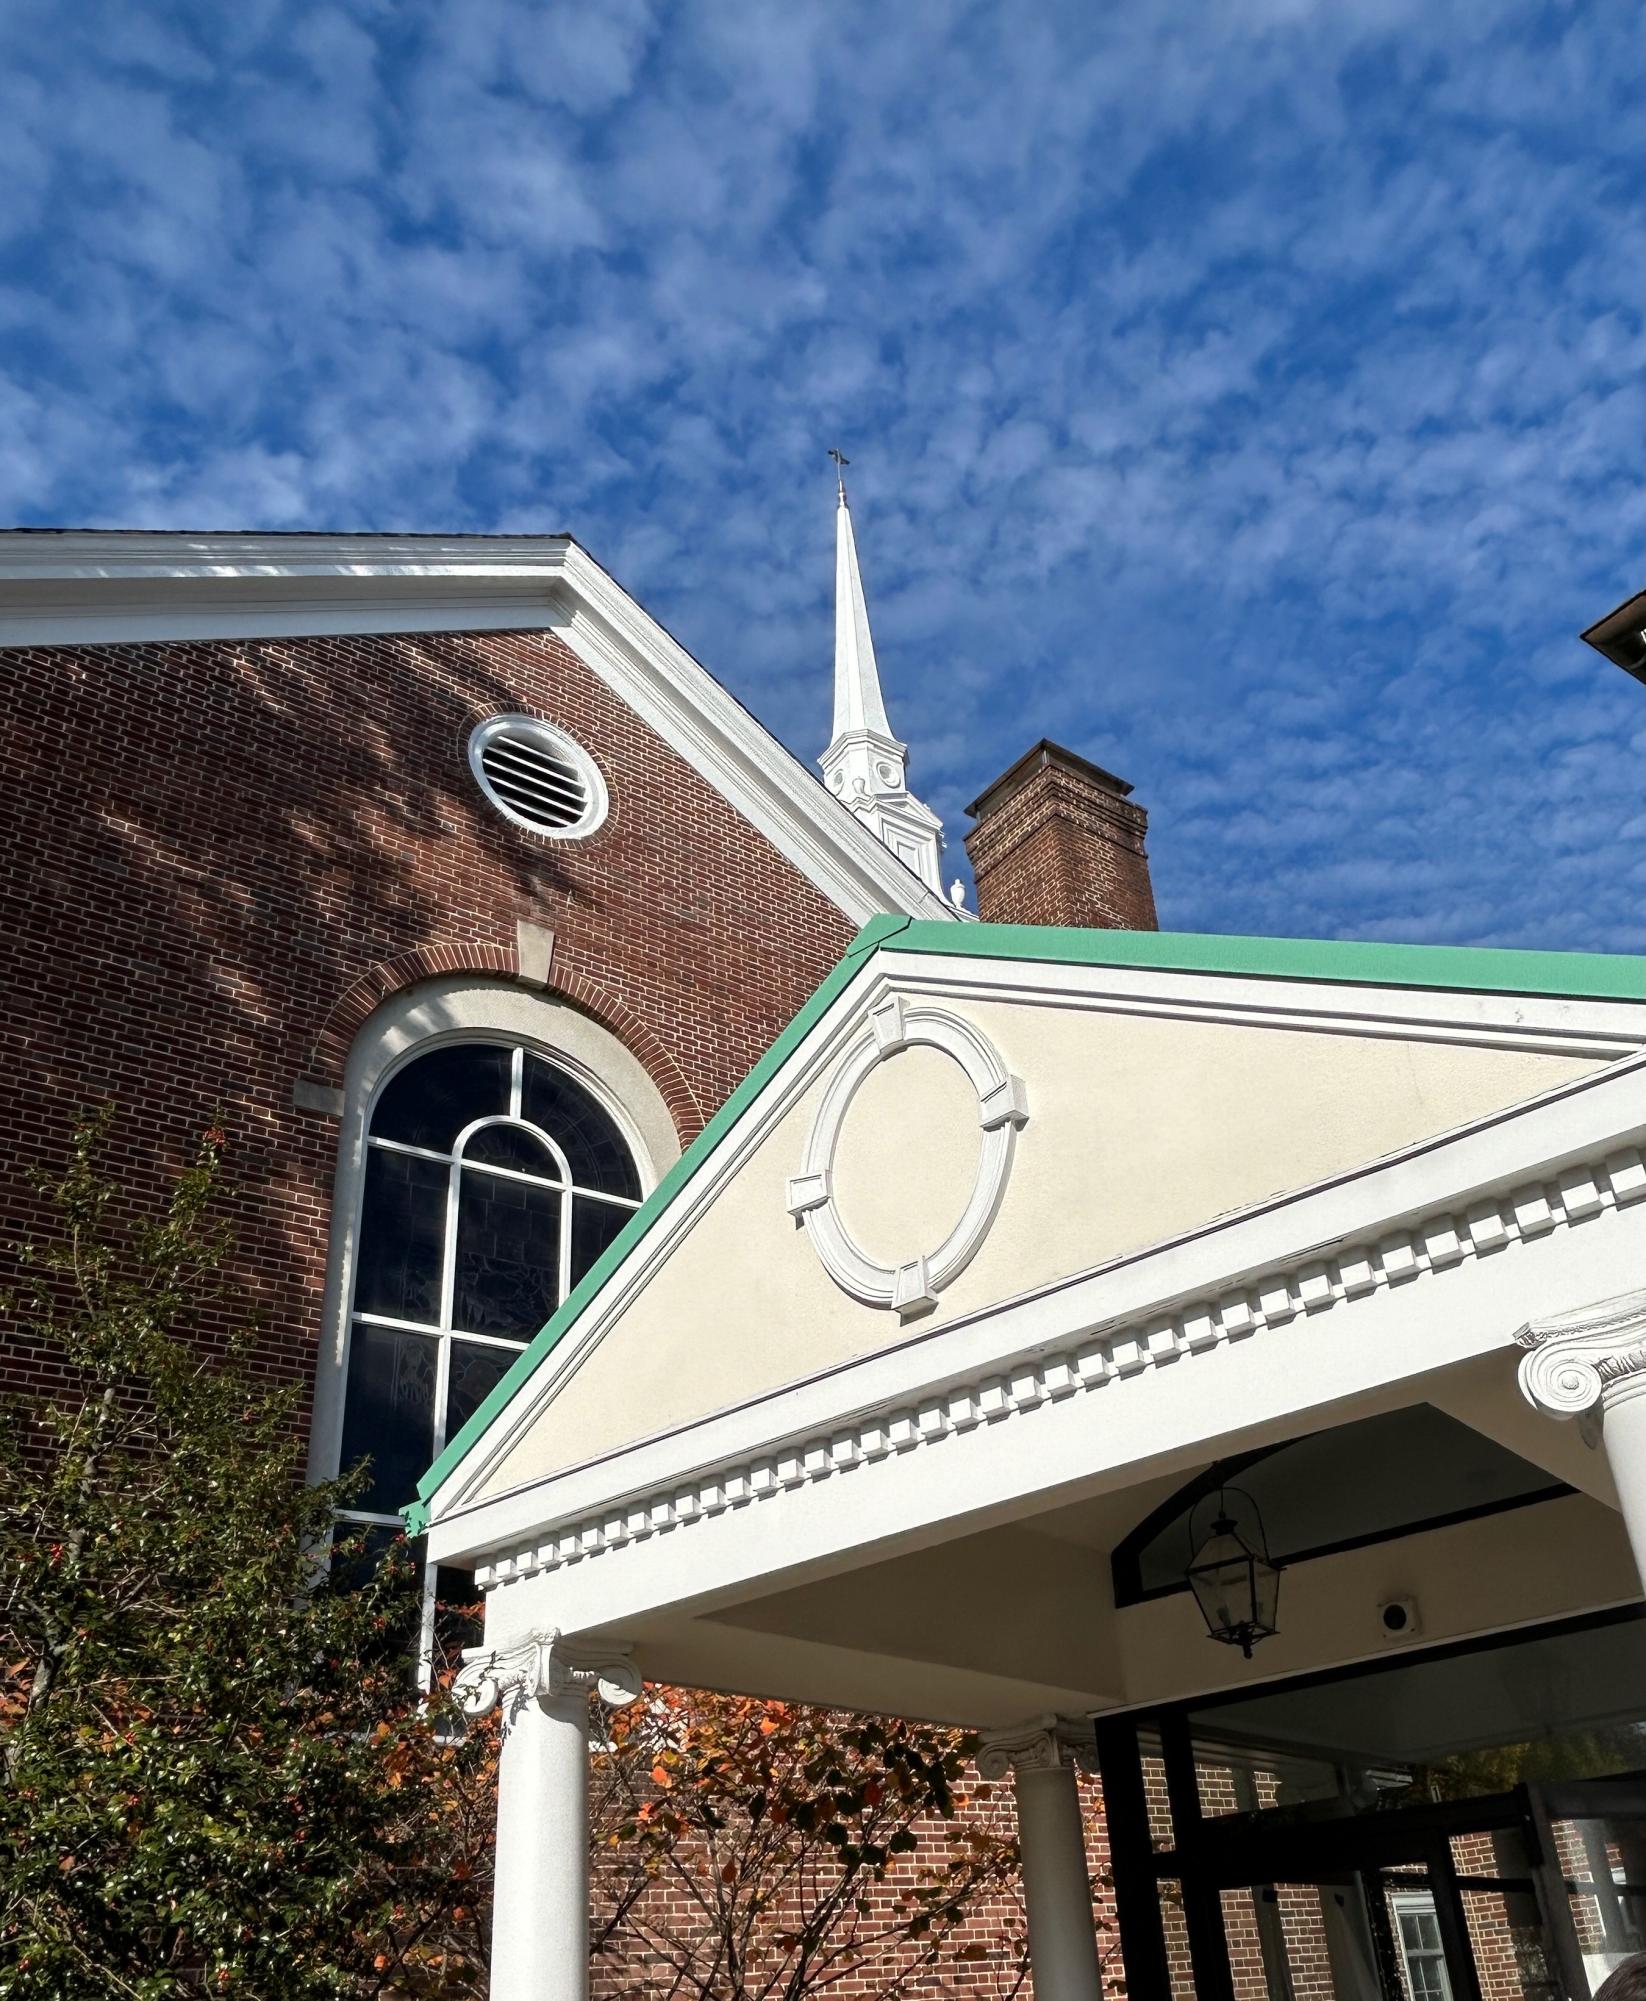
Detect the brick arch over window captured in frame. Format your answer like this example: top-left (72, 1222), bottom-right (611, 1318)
top-left (305, 937), bottom-right (706, 1141)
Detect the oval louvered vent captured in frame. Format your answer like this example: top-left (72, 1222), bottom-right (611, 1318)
top-left (467, 717), bottom-right (608, 839)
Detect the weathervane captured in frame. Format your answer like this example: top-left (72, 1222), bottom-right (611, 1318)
top-left (828, 446), bottom-right (849, 502)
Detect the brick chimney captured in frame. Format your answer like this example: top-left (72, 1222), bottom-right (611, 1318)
top-left (964, 739), bottom-right (1158, 930)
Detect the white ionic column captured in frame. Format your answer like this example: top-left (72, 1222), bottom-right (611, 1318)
top-left (1517, 1288), bottom-right (1646, 1587)
top-left (979, 1725), bottom-right (1104, 2001)
top-left (456, 1630), bottom-right (641, 2001)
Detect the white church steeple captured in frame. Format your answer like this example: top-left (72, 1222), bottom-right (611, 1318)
top-left (819, 454), bottom-right (945, 895)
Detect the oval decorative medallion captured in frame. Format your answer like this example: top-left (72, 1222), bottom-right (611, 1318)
top-left (785, 995), bottom-right (1028, 1318)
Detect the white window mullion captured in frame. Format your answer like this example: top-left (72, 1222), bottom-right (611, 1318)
top-left (440, 1156), bottom-right (461, 1339)
top-left (353, 1308), bottom-right (444, 1337)
top-left (510, 1044), bottom-right (523, 1119)
top-left (365, 1134), bottom-right (454, 1168)
top-left (433, 1157), bottom-right (458, 1468)
top-left (426, 1328), bottom-right (455, 1657)
top-left (456, 1155), bottom-right (574, 1191)
top-left (421, 1244), bottom-right (458, 1693)
top-left (417, 1326), bottom-right (526, 1353)
top-left (559, 1188), bottom-right (575, 1305)
top-left (430, 1337), bottom-right (455, 1469)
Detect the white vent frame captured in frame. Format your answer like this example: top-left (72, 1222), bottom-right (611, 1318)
top-left (468, 715), bottom-right (609, 841)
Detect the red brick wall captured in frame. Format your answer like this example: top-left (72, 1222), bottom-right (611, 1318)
top-left (590, 1761), bottom-right (1121, 2001)
top-left (0, 625), bottom-right (857, 1419)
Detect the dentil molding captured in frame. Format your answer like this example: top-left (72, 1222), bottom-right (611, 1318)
top-left (470, 1137), bottom-right (1646, 1597)
top-left (455, 1628), bottom-right (641, 1730)
top-left (785, 995), bottom-right (1028, 1318)
top-left (1515, 1287), bottom-right (1646, 1419)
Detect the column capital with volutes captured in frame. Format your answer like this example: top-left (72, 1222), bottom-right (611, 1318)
top-left (976, 1718), bottom-right (1094, 1781)
top-left (455, 1629), bottom-right (641, 1733)
top-left (1515, 1288), bottom-right (1646, 1421)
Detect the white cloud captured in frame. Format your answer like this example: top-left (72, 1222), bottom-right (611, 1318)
top-left (0, 0), bottom-right (1637, 950)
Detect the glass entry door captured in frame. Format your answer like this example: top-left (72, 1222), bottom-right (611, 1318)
top-left (1097, 1615), bottom-right (1646, 2001)
top-left (1210, 1831), bottom-right (1586, 2001)
top-left (1215, 1868), bottom-right (1450, 2001)
top-left (1541, 1780), bottom-right (1646, 1996)
top-left (1125, 1796), bottom-right (1636, 2001)
top-left (1099, 1731), bottom-right (1641, 2001)
top-left (1213, 1844), bottom-right (1489, 2001)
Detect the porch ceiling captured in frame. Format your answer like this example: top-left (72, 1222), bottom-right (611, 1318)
top-left (535, 1398), bottom-right (1637, 1730)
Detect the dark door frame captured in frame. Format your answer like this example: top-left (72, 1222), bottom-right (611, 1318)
top-left (1096, 1699), bottom-right (1646, 2000)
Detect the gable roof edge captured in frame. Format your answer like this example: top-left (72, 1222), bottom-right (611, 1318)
top-left (405, 916), bottom-right (907, 1533)
top-left (877, 921), bottom-right (1646, 1002)
top-left (554, 543), bottom-right (957, 926)
top-left (0, 531), bottom-right (959, 929)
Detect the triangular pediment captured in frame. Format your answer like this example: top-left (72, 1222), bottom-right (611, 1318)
top-left (417, 922), bottom-right (1644, 1531)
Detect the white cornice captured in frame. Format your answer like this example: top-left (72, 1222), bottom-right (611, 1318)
top-left (0, 531), bottom-right (957, 929)
top-left (0, 530), bottom-right (582, 579)
top-left (453, 1111), bottom-right (1646, 1601)
top-left (890, 951), bottom-right (1646, 1060)
top-left (426, 1031), bottom-right (1646, 1575)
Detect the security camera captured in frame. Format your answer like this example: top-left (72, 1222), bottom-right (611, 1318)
top-left (1378, 1597), bottom-right (1420, 1642)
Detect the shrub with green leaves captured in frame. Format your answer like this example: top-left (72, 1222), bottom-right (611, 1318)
top-left (0, 1114), bottom-right (486, 2000)
top-left (0, 1115), bottom-right (1077, 2001)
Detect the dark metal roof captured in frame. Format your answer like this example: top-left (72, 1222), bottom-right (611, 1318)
top-left (965, 736), bottom-right (1135, 820)
top-left (1581, 589), bottom-right (1646, 687)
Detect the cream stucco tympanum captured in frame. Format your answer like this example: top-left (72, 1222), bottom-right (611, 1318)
top-left (829, 1043), bottom-right (982, 1270)
top-left (475, 986), bottom-right (1607, 1501)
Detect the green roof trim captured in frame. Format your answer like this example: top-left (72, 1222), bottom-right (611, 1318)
top-left (402, 918), bottom-right (902, 1533)
top-left (875, 920), bottom-right (1646, 1002)
top-left (405, 913), bottom-right (1642, 1531)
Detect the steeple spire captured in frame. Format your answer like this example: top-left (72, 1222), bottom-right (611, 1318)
top-left (819, 453), bottom-right (945, 895)
top-left (831, 455), bottom-right (893, 741)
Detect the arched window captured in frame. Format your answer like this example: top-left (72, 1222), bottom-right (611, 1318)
top-left (333, 1036), bottom-right (645, 1662)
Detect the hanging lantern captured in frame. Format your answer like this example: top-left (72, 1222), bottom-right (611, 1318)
top-left (1186, 1485), bottom-right (1281, 1658)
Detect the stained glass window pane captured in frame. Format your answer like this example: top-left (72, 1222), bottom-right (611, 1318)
top-left (341, 1036), bottom-right (641, 1688)
top-left (446, 1336), bottom-right (521, 1437)
top-left (453, 1170), bottom-right (560, 1339)
top-left (570, 1193), bottom-right (634, 1289)
top-left (522, 1057), bottom-right (640, 1199)
top-left (371, 1044), bottom-right (511, 1151)
top-left (354, 1150), bottom-right (446, 1324)
top-left (339, 1324), bottom-right (440, 1513)
top-left (463, 1123), bottom-right (561, 1176)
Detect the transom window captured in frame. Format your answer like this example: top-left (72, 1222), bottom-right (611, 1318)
top-left (1111, 1405), bottom-right (1570, 1607)
top-left (336, 1039), bottom-right (643, 1666)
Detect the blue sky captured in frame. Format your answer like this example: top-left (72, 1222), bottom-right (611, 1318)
top-left (2, 0), bottom-right (1641, 950)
